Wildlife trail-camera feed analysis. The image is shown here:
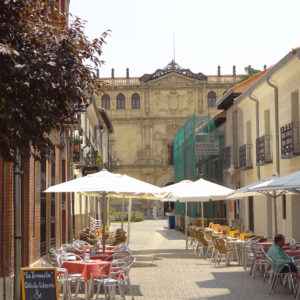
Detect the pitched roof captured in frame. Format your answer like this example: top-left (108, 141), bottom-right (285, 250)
top-left (217, 69), bottom-right (268, 110)
top-left (234, 47), bottom-right (300, 105)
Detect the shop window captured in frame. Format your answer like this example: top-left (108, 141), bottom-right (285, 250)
top-left (248, 196), bottom-right (254, 232)
top-left (234, 199), bottom-right (240, 219)
top-left (50, 160), bottom-right (56, 247)
top-left (61, 159), bottom-right (66, 243)
top-left (40, 159), bottom-right (47, 255)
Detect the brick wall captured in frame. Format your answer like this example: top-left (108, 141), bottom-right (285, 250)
top-left (21, 157), bottom-right (30, 266)
top-left (0, 160), bottom-right (14, 277)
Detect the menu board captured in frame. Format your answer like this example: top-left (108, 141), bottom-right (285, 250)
top-left (21, 268), bottom-right (58, 300)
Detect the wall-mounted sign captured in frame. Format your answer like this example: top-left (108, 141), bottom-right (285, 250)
top-left (195, 133), bottom-right (219, 156)
top-left (195, 141), bottom-right (219, 156)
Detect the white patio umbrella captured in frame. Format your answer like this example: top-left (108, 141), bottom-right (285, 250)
top-left (45, 169), bottom-right (165, 246)
top-left (227, 171), bottom-right (300, 234)
top-left (226, 177), bottom-right (283, 234)
top-left (162, 179), bottom-right (234, 248)
top-left (253, 170), bottom-right (300, 191)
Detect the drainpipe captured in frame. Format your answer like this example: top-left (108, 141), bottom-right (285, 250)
top-left (266, 77), bottom-right (280, 236)
top-left (266, 77), bottom-right (280, 176)
top-left (14, 149), bottom-right (22, 300)
top-left (249, 94), bottom-right (260, 180)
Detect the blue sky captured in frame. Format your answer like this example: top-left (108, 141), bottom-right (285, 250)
top-left (70, 0), bottom-right (300, 77)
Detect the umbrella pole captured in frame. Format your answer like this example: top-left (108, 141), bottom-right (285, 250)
top-left (107, 196), bottom-right (110, 230)
top-left (185, 200), bottom-right (188, 249)
top-left (121, 198), bottom-right (125, 230)
top-left (98, 198), bottom-right (101, 222)
top-left (127, 198), bottom-right (132, 245)
top-left (201, 202), bottom-right (204, 228)
top-left (273, 191), bottom-right (278, 235)
top-left (101, 193), bottom-right (106, 253)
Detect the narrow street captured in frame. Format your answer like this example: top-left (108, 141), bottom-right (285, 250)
top-left (2, 2), bottom-right (300, 300)
top-left (122, 220), bottom-right (291, 300)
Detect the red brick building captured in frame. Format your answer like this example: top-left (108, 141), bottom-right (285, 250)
top-left (0, 1), bottom-right (71, 299)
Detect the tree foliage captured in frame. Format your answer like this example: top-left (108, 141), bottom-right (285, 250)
top-left (0, 0), bottom-right (108, 160)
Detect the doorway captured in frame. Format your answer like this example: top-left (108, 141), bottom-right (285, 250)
top-left (248, 196), bottom-right (254, 232)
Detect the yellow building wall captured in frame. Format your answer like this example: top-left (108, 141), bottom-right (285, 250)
top-left (236, 56), bottom-right (300, 239)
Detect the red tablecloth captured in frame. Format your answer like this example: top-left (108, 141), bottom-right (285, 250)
top-left (62, 260), bottom-right (111, 281)
top-left (285, 249), bottom-right (300, 257)
top-left (87, 249), bottom-right (115, 255)
top-left (90, 253), bottom-right (113, 261)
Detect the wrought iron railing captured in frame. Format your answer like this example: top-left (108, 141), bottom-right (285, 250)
top-left (281, 121), bottom-right (300, 158)
top-left (256, 135), bottom-right (272, 165)
top-left (239, 144), bottom-right (252, 169)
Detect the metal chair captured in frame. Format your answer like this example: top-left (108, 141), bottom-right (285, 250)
top-left (213, 238), bottom-right (234, 266)
top-left (265, 254), bottom-right (295, 295)
top-left (59, 253), bottom-right (86, 300)
top-left (249, 243), bottom-right (268, 278)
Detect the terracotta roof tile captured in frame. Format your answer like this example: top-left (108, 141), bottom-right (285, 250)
top-left (217, 69), bottom-right (269, 109)
top-left (231, 69), bottom-right (269, 94)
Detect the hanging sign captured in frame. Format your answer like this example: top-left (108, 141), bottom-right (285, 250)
top-left (195, 134), bottom-right (219, 156)
top-left (21, 268), bottom-right (58, 300)
top-left (195, 142), bottom-right (219, 156)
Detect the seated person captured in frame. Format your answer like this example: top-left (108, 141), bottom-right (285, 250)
top-left (267, 234), bottom-right (297, 273)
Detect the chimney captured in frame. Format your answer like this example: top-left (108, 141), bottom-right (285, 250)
top-left (111, 68), bottom-right (115, 79)
top-left (126, 68), bottom-right (129, 79)
top-left (233, 65), bottom-right (236, 77)
top-left (263, 64), bottom-right (267, 71)
top-left (217, 65), bottom-right (221, 77)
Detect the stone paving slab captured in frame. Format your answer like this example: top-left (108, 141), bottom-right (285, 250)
top-left (120, 219), bottom-right (295, 300)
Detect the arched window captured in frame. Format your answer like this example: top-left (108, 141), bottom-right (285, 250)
top-left (207, 91), bottom-right (217, 107)
top-left (131, 93), bottom-right (140, 109)
top-left (101, 94), bottom-right (110, 110)
top-left (116, 93), bottom-right (126, 110)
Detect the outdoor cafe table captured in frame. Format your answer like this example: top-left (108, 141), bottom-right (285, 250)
top-left (62, 259), bottom-right (111, 299)
top-left (62, 259), bottom-right (111, 281)
top-left (225, 237), bottom-right (247, 266)
top-left (285, 249), bottom-right (300, 258)
top-left (90, 251), bottom-right (114, 261)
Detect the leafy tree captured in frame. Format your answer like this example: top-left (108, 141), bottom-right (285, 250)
top-left (0, 0), bottom-right (108, 160)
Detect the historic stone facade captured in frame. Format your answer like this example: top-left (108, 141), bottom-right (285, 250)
top-left (96, 61), bottom-right (242, 189)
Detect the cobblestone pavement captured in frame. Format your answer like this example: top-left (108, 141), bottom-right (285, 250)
top-left (119, 219), bottom-right (294, 300)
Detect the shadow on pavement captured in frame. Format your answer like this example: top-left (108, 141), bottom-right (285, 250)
top-left (193, 271), bottom-right (291, 300)
top-left (128, 285), bottom-right (143, 297)
top-left (132, 249), bottom-right (197, 259)
top-left (156, 229), bottom-right (185, 240)
top-left (135, 255), bottom-right (162, 262)
top-left (132, 262), bottom-right (157, 268)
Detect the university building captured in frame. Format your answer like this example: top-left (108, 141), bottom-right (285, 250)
top-left (97, 61), bottom-right (242, 215)
top-left (98, 62), bottom-right (241, 182)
